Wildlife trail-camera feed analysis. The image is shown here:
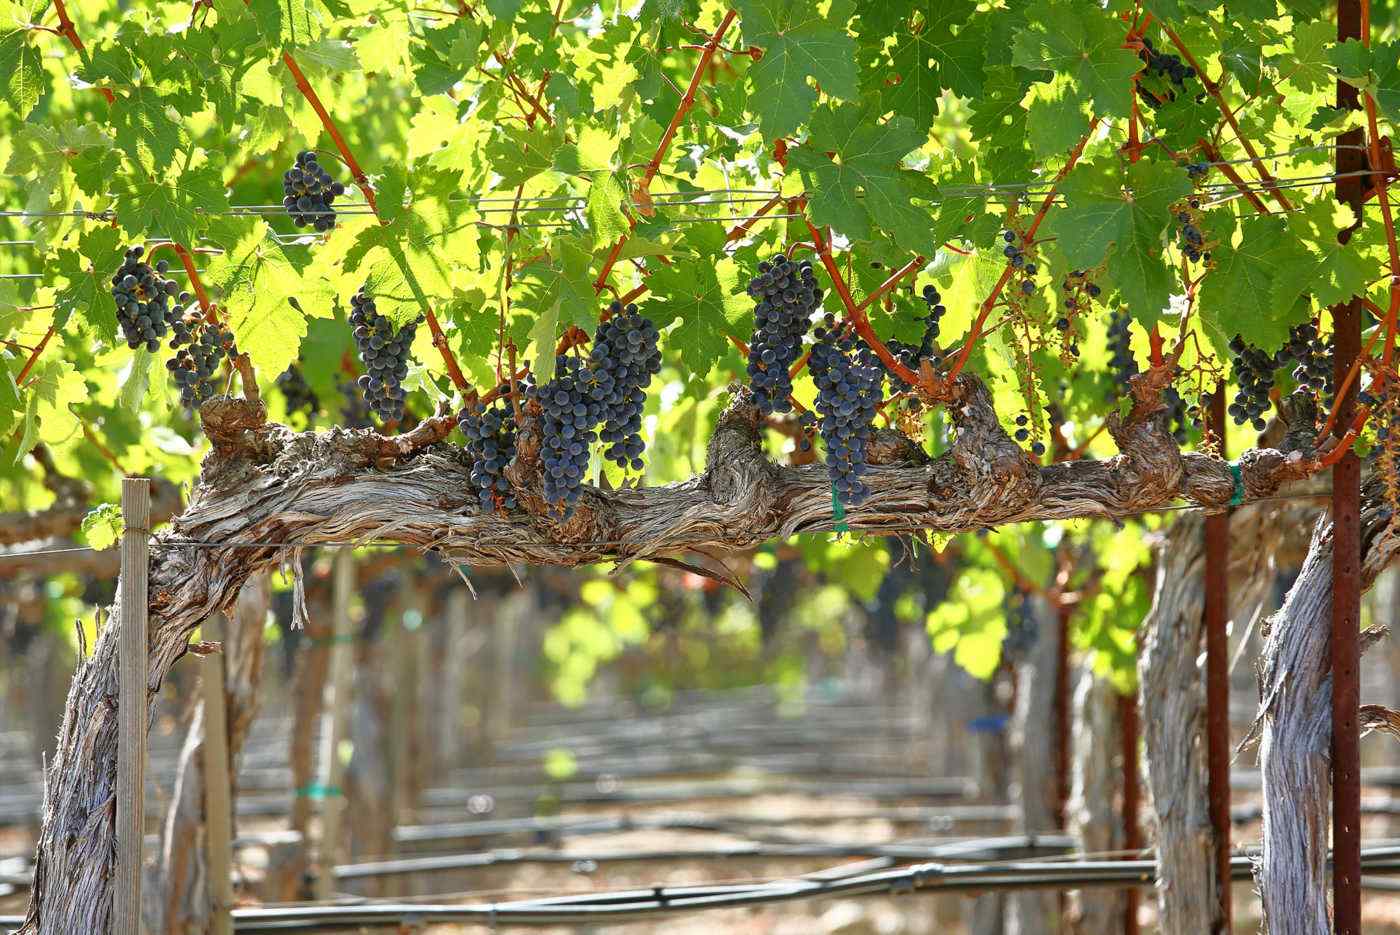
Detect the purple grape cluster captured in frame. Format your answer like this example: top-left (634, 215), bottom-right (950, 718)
top-left (283, 150), bottom-right (344, 231)
top-left (809, 317), bottom-right (884, 508)
top-left (592, 301), bottom-right (662, 470)
top-left (745, 255), bottom-right (819, 414)
top-left (276, 364), bottom-right (319, 418)
top-left (1228, 322), bottom-right (1333, 431)
top-left (111, 245), bottom-right (189, 351)
top-left (459, 395), bottom-right (519, 513)
top-left (167, 319), bottom-right (236, 409)
top-left (533, 355), bottom-right (605, 516)
top-left (887, 284), bottom-right (946, 372)
top-left (349, 287), bottom-right (415, 423)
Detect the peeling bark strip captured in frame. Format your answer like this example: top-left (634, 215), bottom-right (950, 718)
top-left (19, 377), bottom-right (1317, 931)
top-left (1256, 475), bottom-right (1399, 935)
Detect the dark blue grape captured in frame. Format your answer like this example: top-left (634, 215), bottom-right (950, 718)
top-left (745, 255), bottom-right (820, 414)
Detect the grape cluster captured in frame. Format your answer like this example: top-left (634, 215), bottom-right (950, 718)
top-left (1010, 413), bottom-right (1046, 457)
top-left (1175, 198), bottom-right (1208, 263)
top-left (339, 379), bottom-right (372, 428)
top-left (1057, 270), bottom-right (1100, 333)
top-left (888, 284), bottom-right (946, 372)
top-left (1227, 322), bottom-right (1333, 430)
top-left (283, 151), bottom-right (345, 231)
top-left (592, 302), bottom-right (662, 469)
top-left (745, 255), bottom-right (820, 414)
top-left (111, 245), bottom-right (189, 351)
top-left (167, 320), bottom-right (236, 409)
top-left (349, 287), bottom-right (416, 423)
top-left (276, 365), bottom-right (320, 418)
top-left (1137, 36), bottom-right (1195, 107)
top-left (1107, 310), bottom-right (1138, 382)
top-left (1186, 162), bottom-right (1211, 180)
top-left (533, 356), bottom-right (606, 515)
top-left (459, 396), bottom-right (519, 513)
top-left (809, 318), bottom-right (884, 507)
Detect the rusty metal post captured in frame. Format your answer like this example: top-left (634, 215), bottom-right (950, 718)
top-left (1203, 386), bottom-right (1232, 933)
top-left (1332, 0), bottom-right (1364, 931)
top-left (1118, 691), bottom-right (1141, 935)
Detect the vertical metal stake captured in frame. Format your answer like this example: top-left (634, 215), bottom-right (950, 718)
top-left (202, 613), bottom-right (234, 935)
top-left (115, 477), bottom-right (150, 935)
top-left (1203, 386), bottom-right (1232, 934)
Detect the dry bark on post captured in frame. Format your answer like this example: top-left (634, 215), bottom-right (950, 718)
top-left (1067, 666), bottom-right (1126, 933)
top-left (16, 379), bottom-right (1322, 931)
top-left (1009, 593), bottom-right (1060, 935)
top-left (147, 575), bottom-right (269, 935)
top-left (1255, 478), bottom-right (1398, 933)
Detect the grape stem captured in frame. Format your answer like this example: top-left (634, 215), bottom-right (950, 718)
top-left (637, 9), bottom-right (737, 199)
top-left (802, 219), bottom-right (927, 391)
top-left (275, 45), bottom-right (472, 396)
top-left (1162, 26), bottom-right (1292, 212)
top-left (724, 193), bottom-right (783, 242)
top-left (15, 326), bottom-right (56, 386)
top-left (50, 0), bottom-right (115, 104)
top-left (944, 119), bottom-right (1100, 388)
top-left (856, 256), bottom-right (925, 314)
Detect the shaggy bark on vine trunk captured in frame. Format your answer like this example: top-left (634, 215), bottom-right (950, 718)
top-left (1255, 475), bottom-right (1398, 934)
top-left (1137, 493), bottom-right (1296, 935)
top-left (17, 376), bottom-right (1318, 932)
top-left (1010, 593), bottom-right (1060, 935)
top-left (146, 575), bottom-right (269, 935)
top-left (1067, 666), bottom-right (1126, 933)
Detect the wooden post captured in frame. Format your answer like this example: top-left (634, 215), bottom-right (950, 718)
top-left (115, 476), bottom-right (150, 935)
top-left (314, 550), bottom-right (355, 902)
top-left (202, 613), bottom-right (234, 935)
top-left (1333, 0), bottom-right (1364, 929)
top-left (1203, 386), bottom-right (1232, 933)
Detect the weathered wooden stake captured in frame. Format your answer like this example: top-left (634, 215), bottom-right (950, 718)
top-left (314, 550), bottom-right (355, 902)
top-left (115, 477), bottom-right (150, 935)
top-left (201, 613), bottom-right (235, 935)
top-left (1333, 0), bottom-right (1364, 929)
top-left (1203, 386), bottom-right (1232, 933)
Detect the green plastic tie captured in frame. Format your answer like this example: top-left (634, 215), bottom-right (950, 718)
top-left (1228, 462), bottom-right (1245, 507)
top-left (831, 485), bottom-right (849, 533)
top-left (294, 783), bottom-right (343, 799)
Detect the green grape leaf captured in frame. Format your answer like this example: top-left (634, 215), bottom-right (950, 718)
top-left (1026, 89), bottom-right (1091, 159)
top-left (412, 17), bottom-right (484, 95)
top-left (1277, 19), bottom-right (1334, 94)
top-left (1270, 201), bottom-right (1369, 314)
top-left (967, 65), bottom-right (1028, 141)
top-left (790, 102), bottom-right (936, 255)
top-left (1199, 215), bottom-right (1311, 352)
top-left (881, 0), bottom-right (984, 130)
top-left (79, 503), bottom-right (123, 551)
top-left (53, 228), bottom-right (125, 341)
top-left (519, 235), bottom-right (597, 329)
top-left (485, 124), bottom-right (563, 188)
top-left (647, 253), bottom-right (746, 375)
top-left (587, 173), bottom-right (629, 249)
top-left (1012, 0), bottom-right (1142, 118)
top-left (1330, 38), bottom-right (1400, 123)
top-left (0, 27), bottom-right (43, 119)
top-left (736, 0), bottom-right (859, 137)
top-left (925, 566), bottom-right (1006, 679)
top-left (1043, 159), bottom-right (1190, 326)
top-left (112, 160), bottom-right (228, 247)
top-left (111, 88), bottom-right (188, 172)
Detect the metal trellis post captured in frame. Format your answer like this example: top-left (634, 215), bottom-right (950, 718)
top-left (1204, 386), bottom-right (1232, 933)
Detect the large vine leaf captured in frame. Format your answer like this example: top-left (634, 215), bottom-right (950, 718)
top-left (1012, 0), bottom-right (1142, 119)
top-left (735, 0), bottom-right (859, 138)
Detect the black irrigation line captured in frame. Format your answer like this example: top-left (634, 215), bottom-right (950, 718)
top-left (8, 845), bottom-right (1400, 931)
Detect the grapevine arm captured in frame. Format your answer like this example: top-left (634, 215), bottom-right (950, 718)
top-left (276, 49), bottom-right (472, 395)
top-left (1162, 27), bottom-right (1293, 212)
top-left (945, 120), bottom-right (1100, 385)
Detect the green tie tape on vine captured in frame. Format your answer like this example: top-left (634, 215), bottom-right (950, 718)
top-left (1229, 462), bottom-right (1245, 507)
top-left (831, 485), bottom-right (849, 533)
top-left (294, 783), bottom-right (343, 799)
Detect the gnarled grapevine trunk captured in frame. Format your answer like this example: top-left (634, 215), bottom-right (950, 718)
top-left (18, 378), bottom-right (1316, 931)
top-left (1255, 477), bottom-right (1398, 933)
top-left (147, 575), bottom-right (269, 935)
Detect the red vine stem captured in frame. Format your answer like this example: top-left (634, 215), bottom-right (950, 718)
top-left (638, 10), bottom-right (737, 198)
top-left (51, 0), bottom-right (115, 104)
top-left (856, 256), bottom-right (925, 313)
top-left (1364, 95), bottom-right (1400, 370)
top-left (724, 193), bottom-right (782, 242)
top-left (1199, 140), bottom-right (1271, 215)
top-left (803, 219), bottom-right (926, 390)
top-left (945, 120), bottom-right (1100, 386)
top-left (277, 49), bottom-right (471, 395)
top-left (1162, 27), bottom-right (1292, 212)
top-left (15, 327), bottom-right (56, 385)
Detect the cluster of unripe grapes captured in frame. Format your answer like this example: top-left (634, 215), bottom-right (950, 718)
top-left (167, 319), bottom-right (237, 409)
top-left (349, 287), bottom-right (415, 424)
top-left (276, 365), bottom-right (320, 418)
top-left (809, 315), bottom-right (884, 507)
top-left (745, 255), bottom-right (820, 415)
top-left (111, 245), bottom-right (189, 351)
top-left (1175, 198), bottom-right (1209, 263)
top-left (283, 151), bottom-right (344, 231)
top-left (1228, 322), bottom-right (1334, 430)
top-left (459, 393), bottom-right (520, 513)
top-left (593, 301), bottom-right (663, 470)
